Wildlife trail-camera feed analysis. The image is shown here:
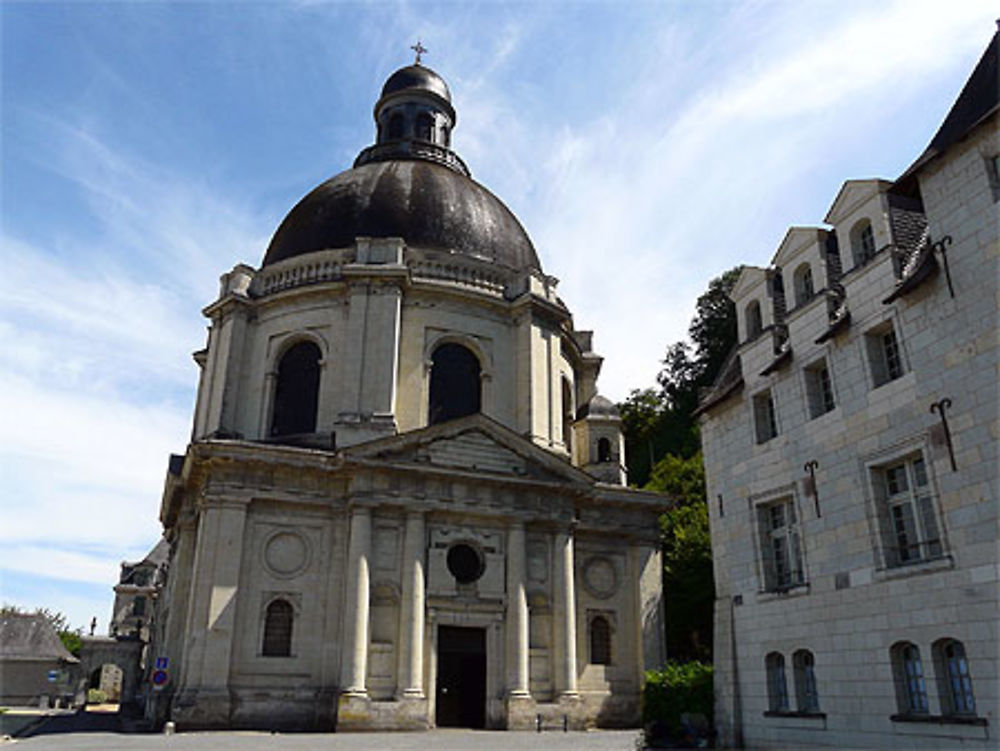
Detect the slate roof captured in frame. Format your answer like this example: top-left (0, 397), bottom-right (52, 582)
top-left (900, 27), bottom-right (999, 181)
top-left (0, 613), bottom-right (78, 663)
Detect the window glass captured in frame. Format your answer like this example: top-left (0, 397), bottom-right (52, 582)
top-left (262, 599), bottom-right (294, 657)
top-left (758, 498), bottom-right (804, 591)
top-left (766, 652), bottom-right (789, 711)
top-left (590, 616), bottom-right (611, 665)
top-left (793, 650), bottom-right (819, 712)
top-left (877, 455), bottom-right (942, 567)
top-left (271, 341), bottom-right (322, 436)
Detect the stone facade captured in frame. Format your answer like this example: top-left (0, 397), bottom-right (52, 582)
top-left (143, 62), bottom-right (667, 731)
top-left (699, 31), bottom-right (998, 750)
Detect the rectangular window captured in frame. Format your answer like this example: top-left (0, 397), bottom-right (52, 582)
top-left (873, 454), bottom-right (943, 567)
top-left (805, 360), bottom-right (835, 418)
top-left (757, 498), bottom-right (805, 591)
top-left (753, 390), bottom-right (778, 444)
top-left (866, 322), bottom-right (905, 387)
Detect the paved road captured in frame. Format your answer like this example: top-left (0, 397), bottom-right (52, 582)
top-left (8, 729), bottom-right (643, 750)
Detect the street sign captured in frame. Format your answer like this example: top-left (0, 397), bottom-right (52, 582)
top-left (47, 670), bottom-right (59, 682)
top-left (151, 669), bottom-right (170, 691)
top-left (154, 656), bottom-right (169, 669)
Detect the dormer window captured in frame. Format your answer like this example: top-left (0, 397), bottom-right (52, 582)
top-left (745, 300), bottom-right (763, 341)
top-left (793, 263), bottom-right (814, 307)
top-left (850, 219), bottom-right (877, 268)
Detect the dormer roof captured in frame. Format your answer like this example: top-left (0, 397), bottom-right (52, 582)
top-left (823, 178), bottom-right (892, 225)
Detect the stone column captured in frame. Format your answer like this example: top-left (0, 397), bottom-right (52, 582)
top-left (505, 522), bottom-right (530, 697)
top-left (554, 527), bottom-right (579, 697)
top-left (397, 511), bottom-right (426, 698)
top-left (341, 506), bottom-right (372, 696)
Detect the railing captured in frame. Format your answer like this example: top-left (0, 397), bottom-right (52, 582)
top-left (251, 259), bottom-right (344, 297)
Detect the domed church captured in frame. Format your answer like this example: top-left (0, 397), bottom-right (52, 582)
top-left (148, 56), bottom-right (667, 732)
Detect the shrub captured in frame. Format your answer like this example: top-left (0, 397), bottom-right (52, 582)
top-left (642, 660), bottom-right (713, 742)
top-left (87, 688), bottom-right (108, 705)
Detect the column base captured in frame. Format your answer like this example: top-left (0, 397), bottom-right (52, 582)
top-left (336, 692), bottom-right (372, 730)
top-left (170, 688), bottom-right (232, 730)
top-left (557, 692), bottom-right (587, 730)
top-left (505, 692), bottom-right (536, 730)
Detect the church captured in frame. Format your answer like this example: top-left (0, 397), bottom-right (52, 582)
top-left (145, 56), bottom-right (667, 731)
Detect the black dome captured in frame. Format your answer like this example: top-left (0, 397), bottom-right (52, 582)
top-left (380, 64), bottom-right (451, 103)
top-left (262, 160), bottom-right (540, 271)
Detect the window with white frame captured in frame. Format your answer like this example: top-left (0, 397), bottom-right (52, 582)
top-left (804, 359), bottom-right (835, 418)
top-left (891, 642), bottom-right (929, 714)
top-left (872, 453), bottom-right (942, 568)
top-left (753, 390), bottom-right (778, 444)
top-left (934, 638), bottom-right (976, 716)
top-left (757, 498), bottom-right (804, 591)
top-left (850, 219), bottom-right (877, 268)
top-left (793, 649), bottom-right (820, 712)
top-left (865, 321), bottom-right (905, 388)
top-left (766, 652), bottom-right (789, 712)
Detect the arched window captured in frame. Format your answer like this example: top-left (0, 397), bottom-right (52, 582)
top-left (387, 112), bottom-right (404, 140)
top-left (745, 300), bottom-right (763, 340)
top-left (589, 616), bottom-right (611, 665)
top-left (262, 599), bottom-right (294, 657)
top-left (766, 652), bottom-right (788, 711)
top-left (429, 343), bottom-right (481, 425)
top-left (891, 641), bottom-right (928, 714)
top-left (270, 341), bottom-right (321, 437)
top-left (561, 377), bottom-right (574, 451)
top-left (934, 639), bottom-right (976, 715)
top-left (597, 437), bottom-right (612, 463)
top-left (441, 126), bottom-right (450, 147)
top-left (415, 112), bottom-right (433, 141)
top-left (793, 649), bottom-right (819, 712)
top-left (850, 219), bottom-right (877, 268)
top-left (793, 263), bottom-right (814, 307)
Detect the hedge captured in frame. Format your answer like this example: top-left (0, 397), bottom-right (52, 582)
top-left (642, 660), bottom-right (713, 738)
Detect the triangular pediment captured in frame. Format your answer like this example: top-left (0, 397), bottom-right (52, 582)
top-left (729, 266), bottom-right (767, 302)
top-left (824, 179), bottom-right (891, 225)
top-left (342, 413), bottom-right (594, 486)
top-left (772, 227), bottom-right (821, 267)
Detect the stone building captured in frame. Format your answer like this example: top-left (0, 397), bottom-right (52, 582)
top-left (698, 28), bottom-right (997, 749)
top-left (145, 61), bottom-right (667, 731)
top-left (111, 538), bottom-right (169, 642)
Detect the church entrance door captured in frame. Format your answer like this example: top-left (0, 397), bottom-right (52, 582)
top-left (435, 626), bottom-right (486, 728)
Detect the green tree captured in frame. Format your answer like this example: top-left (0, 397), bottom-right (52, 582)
top-left (619, 266), bottom-right (742, 487)
top-left (658, 498), bottom-right (714, 661)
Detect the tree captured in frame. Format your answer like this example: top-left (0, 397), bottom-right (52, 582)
top-left (619, 267), bottom-right (742, 487)
top-left (659, 498), bottom-right (714, 661)
top-left (1, 603), bottom-right (83, 657)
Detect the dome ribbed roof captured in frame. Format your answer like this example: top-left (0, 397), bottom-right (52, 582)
top-left (262, 160), bottom-right (540, 270)
top-left (577, 394), bottom-right (620, 420)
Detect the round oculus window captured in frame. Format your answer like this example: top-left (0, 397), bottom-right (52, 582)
top-left (446, 543), bottom-right (484, 584)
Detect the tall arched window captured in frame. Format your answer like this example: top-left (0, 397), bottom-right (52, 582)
top-left (850, 219), bottom-right (876, 268)
top-left (793, 263), bottom-right (814, 307)
top-left (561, 377), bottom-right (574, 451)
top-left (262, 599), bottom-right (293, 657)
top-left (745, 300), bottom-right (763, 340)
top-left (429, 343), bottom-right (481, 425)
top-left (271, 341), bottom-right (321, 437)
top-left (387, 113), bottom-right (405, 140)
top-left (415, 113), bottom-right (433, 141)
top-left (597, 437), bottom-right (612, 463)
top-left (891, 641), bottom-right (928, 714)
top-left (589, 616), bottom-right (611, 665)
top-left (766, 652), bottom-right (788, 711)
top-left (793, 649), bottom-right (819, 712)
top-left (934, 639), bottom-right (976, 715)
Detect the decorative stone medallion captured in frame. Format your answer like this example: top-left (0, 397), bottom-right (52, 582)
top-left (263, 530), bottom-right (310, 578)
top-left (582, 556), bottom-right (618, 599)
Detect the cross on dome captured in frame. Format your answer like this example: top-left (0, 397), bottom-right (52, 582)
top-left (411, 39), bottom-right (427, 65)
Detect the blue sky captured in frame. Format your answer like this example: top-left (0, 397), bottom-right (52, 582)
top-left (1, 1), bottom-right (993, 631)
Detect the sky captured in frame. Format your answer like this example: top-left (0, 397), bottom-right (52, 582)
top-left (1, 1), bottom-right (994, 631)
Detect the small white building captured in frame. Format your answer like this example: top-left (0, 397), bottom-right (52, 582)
top-left (145, 61), bottom-right (667, 731)
top-left (698, 28), bottom-right (998, 750)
